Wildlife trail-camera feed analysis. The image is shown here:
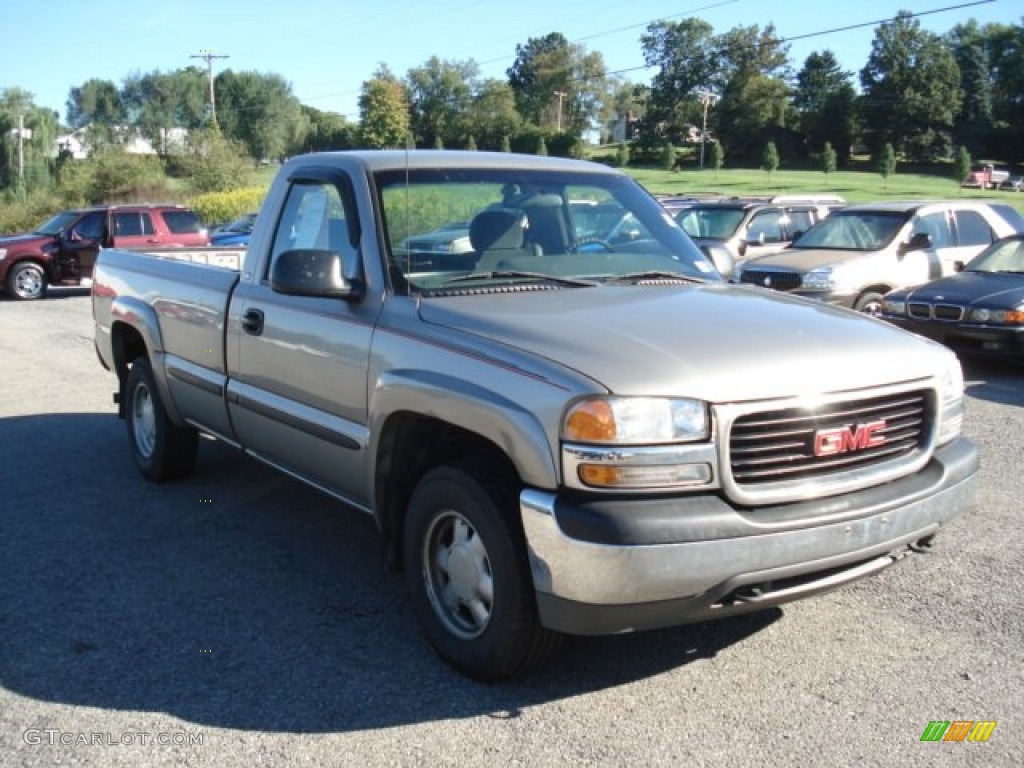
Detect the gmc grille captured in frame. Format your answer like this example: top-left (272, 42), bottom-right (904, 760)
top-left (728, 390), bottom-right (931, 487)
top-left (738, 270), bottom-right (802, 292)
top-left (909, 302), bottom-right (965, 321)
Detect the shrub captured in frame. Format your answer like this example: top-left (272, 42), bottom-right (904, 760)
top-left (189, 186), bottom-right (268, 228)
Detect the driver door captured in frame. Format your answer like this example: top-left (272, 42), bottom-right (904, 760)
top-left (58, 210), bottom-right (106, 282)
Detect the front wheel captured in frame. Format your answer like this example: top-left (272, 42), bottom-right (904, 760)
top-left (403, 460), bottom-right (561, 680)
top-left (6, 262), bottom-right (47, 300)
top-left (854, 291), bottom-right (886, 317)
top-left (125, 358), bottom-right (198, 481)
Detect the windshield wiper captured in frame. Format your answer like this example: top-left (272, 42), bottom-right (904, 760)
top-left (993, 269), bottom-right (1024, 274)
top-left (440, 270), bottom-right (596, 287)
top-left (599, 270), bottom-right (708, 284)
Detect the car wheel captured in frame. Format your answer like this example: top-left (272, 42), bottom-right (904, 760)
top-left (854, 291), bottom-right (886, 317)
top-left (7, 262), bottom-right (47, 300)
top-left (125, 358), bottom-right (198, 482)
top-left (403, 459), bottom-right (561, 680)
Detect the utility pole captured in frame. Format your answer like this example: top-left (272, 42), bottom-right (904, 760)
top-left (553, 90), bottom-right (567, 133)
top-left (191, 50), bottom-right (230, 124)
top-left (696, 90), bottom-right (717, 169)
top-left (10, 114), bottom-right (32, 189)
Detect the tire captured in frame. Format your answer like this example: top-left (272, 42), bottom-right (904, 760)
top-left (6, 261), bottom-right (47, 300)
top-left (403, 459), bottom-right (561, 680)
top-left (124, 358), bottom-right (198, 482)
top-left (854, 291), bottom-right (886, 317)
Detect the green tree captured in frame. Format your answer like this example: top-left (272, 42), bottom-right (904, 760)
top-left (121, 69), bottom-right (207, 156)
top-left (467, 79), bottom-right (521, 149)
top-left (615, 141), bottom-right (630, 168)
top-left (433, 135), bottom-right (444, 149)
top-left (536, 135), bottom-right (548, 156)
top-left (761, 141), bottom-right (779, 174)
top-left (639, 19), bottom-right (717, 144)
top-left (465, 134), bottom-right (477, 151)
top-left (500, 134), bottom-right (511, 153)
top-left (215, 70), bottom-right (304, 162)
top-left (406, 57), bottom-right (478, 148)
top-left (0, 88), bottom-right (58, 193)
top-left (877, 142), bottom-right (896, 182)
top-left (660, 141), bottom-right (677, 170)
top-left (358, 66), bottom-right (411, 149)
top-left (953, 145), bottom-right (971, 185)
top-left (296, 106), bottom-right (356, 153)
top-left (794, 50), bottom-right (857, 162)
top-left (66, 78), bottom-right (125, 149)
top-left (860, 12), bottom-right (962, 162)
top-left (710, 141), bottom-right (724, 176)
top-left (821, 141), bottom-right (837, 178)
top-left (178, 125), bottom-right (251, 193)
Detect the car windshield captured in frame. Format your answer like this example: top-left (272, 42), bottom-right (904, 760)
top-left (375, 167), bottom-right (717, 295)
top-left (35, 211), bottom-right (80, 236)
top-left (790, 211), bottom-right (908, 251)
top-left (223, 213), bottom-right (256, 233)
top-left (965, 237), bottom-right (1024, 273)
top-left (674, 208), bottom-right (747, 240)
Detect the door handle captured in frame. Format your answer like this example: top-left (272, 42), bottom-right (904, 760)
top-left (241, 308), bottom-right (264, 335)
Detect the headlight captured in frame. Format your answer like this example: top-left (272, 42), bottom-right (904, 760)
top-left (935, 356), bottom-right (964, 446)
top-left (969, 307), bottom-right (1024, 325)
top-left (884, 299), bottom-right (906, 316)
top-left (563, 397), bottom-right (708, 444)
top-left (801, 267), bottom-right (835, 291)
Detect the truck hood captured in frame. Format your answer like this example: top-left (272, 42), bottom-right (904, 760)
top-left (744, 247), bottom-right (866, 272)
top-left (417, 284), bottom-right (947, 402)
top-left (0, 233), bottom-right (52, 251)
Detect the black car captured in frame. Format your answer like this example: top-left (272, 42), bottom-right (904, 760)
top-left (882, 234), bottom-right (1024, 360)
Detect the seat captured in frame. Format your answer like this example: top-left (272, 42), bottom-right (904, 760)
top-left (469, 210), bottom-right (531, 271)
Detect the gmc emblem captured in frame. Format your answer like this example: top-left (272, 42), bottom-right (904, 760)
top-left (814, 420), bottom-right (887, 457)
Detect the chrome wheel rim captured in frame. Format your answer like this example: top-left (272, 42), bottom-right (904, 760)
top-left (422, 510), bottom-right (493, 639)
top-left (14, 267), bottom-right (43, 299)
top-left (131, 381), bottom-right (157, 458)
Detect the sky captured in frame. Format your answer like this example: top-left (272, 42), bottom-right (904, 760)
top-left (0, 0), bottom-right (1015, 124)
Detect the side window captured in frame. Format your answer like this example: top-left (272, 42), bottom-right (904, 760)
top-left (269, 180), bottom-right (354, 278)
top-left (141, 213), bottom-right (155, 235)
top-left (954, 210), bottom-right (994, 247)
top-left (74, 211), bottom-right (106, 240)
top-left (787, 210), bottom-right (815, 237)
top-left (914, 212), bottom-right (951, 248)
top-left (746, 211), bottom-right (784, 243)
top-left (114, 212), bottom-right (143, 236)
top-left (162, 210), bottom-right (203, 234)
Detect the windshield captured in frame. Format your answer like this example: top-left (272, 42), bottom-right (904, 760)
top-left (374, 167), bottom-right (717, 294)
top-left (35, 211), bottom-right (80, 236)
top-left (675, 208), bottom-right (746, 240)
top-left (966, 236), bottom-right (1024, 272)
top-left (223, 213), bottom-right (257, 233)
top-left (791, 211), bottom-right (908, 251)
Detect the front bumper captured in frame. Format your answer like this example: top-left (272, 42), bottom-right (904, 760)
top-left (522, 437), bottom-right (978, 635)
top-left (887, 317), bottom-right (1024, 360)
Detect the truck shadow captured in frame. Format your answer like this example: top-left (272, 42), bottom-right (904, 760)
top-left (962, 358), bottom-right (1024, 407)
top-left (1, 412), bottom-right (779, 734)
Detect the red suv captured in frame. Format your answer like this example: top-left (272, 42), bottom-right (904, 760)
top-left (0, 205), bottom-right (209, 300)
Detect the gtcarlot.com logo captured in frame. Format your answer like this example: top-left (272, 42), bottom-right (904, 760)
top-left (23, 729), bottom-right (204, 747)
top-left (920, 720), bottom-right (997, 743)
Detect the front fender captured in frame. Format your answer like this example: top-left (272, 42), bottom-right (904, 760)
top-left (370, 368), bottom-right (559, 489)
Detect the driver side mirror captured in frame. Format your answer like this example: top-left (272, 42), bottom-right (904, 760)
top-left (270, 249), bottom-right (362, 300)
top-left (901, 232), bottom-right (932, 253)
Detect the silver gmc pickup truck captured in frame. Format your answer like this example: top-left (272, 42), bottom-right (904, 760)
top-left (92, 150), bottom-right (979, 680)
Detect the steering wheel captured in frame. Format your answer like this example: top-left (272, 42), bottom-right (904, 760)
top-left (574, 237), bottom-right (614, 253)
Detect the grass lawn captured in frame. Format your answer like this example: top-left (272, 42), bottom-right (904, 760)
top-left (625, 166), bottom-right (1024, 215)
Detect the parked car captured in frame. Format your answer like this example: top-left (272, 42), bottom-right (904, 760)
top-left (735, 201), bottom-right (1024, 315)
top-left (210, 212), bottom-right (257, 246)
top-left (882, 233), bottom-right (1024, 361)
top-left (0, 204), bottom-right (209, 300)
top-left (400, 221), bottom-right (472, 254)
top-left (672, 195), bottom-right (843, 264)
top-left (961, 163), bottom-right (1011, 190)
top-left (999, 176), bottom-right (1024, 192)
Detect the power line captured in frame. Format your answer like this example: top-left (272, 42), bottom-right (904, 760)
top-left (191, 50), bottom-right (230, 123)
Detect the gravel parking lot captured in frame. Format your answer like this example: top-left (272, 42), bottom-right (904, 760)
top-left (2, 289), bottom-right (1022, 767)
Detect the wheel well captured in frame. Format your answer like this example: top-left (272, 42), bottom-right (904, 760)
top-left (856, 285), bottom-right (890, 302)
top-left (111, 322), bottom-right (149, 414)
top-left (375, 412), bottom-right (519, 572)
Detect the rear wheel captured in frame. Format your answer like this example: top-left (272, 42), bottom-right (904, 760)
top-left (125, 358), bottom-right (198, 481)
top-left (854, 291), bottom-right (886, 317)
top-left (7, 262), bottom-right (47, 300)
top-left (403, 459), bottom-right (561, 680)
